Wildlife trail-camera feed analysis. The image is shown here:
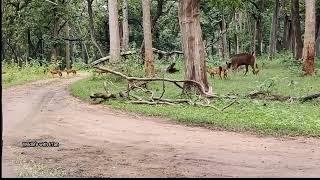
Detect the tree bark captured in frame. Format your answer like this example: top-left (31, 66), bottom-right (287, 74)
top-left (222, 16), bottom-right (228, 58)
top-left (108, 0), bottom-right (121, 63)
top-left (142, 0), bottom-right (155, 77)
top-left (65, 21), bottom-right (71, 69)
top-left (283, 14), bottom-right (291, 50)
top-left (51, 4), bottom-right (59, 62)
top-left (122, 0), bottom-right (129, 51)
top-left (178, 0), bottom-right (210, 94)
top-left (291, 0), bottom-right (303, 60)
top-left (87, 0), bottom-right (104, 58)
top-left (269, 0), bottom-right (280, 58)
top-left (235, 13), bottom-right (240, 54)
top-left (316, 23), bottom-right (320, 57)
top-left (302, 0), bottom-right (316, 76)
top-left (256, 0), bottom-right (264, 55)
top-left (252, 20), bottom-right (257, 53)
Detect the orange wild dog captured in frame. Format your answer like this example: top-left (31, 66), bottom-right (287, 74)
top-left (50, 69), bottom-right (62, 77)
top-left (207, 65), bottom-right (229, 80)
top-left (66, 69), bottom-right (77, 76)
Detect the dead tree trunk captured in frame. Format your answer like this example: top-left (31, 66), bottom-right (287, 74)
top-left (178, 0), bottom-right (210, 94)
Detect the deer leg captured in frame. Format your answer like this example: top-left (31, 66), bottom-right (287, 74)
top-left (250, 64), bottom-right (256, 75)
top-left (244, 65), bottom-right (249, 75)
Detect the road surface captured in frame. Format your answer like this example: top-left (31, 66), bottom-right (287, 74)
top-left (2, 74), bottom-right (320, 177)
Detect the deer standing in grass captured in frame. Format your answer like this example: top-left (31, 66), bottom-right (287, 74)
top-left (226, 52), bottom-right (259, 75)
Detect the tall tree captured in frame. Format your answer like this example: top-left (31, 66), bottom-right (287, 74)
top-left (122, 0), bottom-right (129, 51)
top-left (87, 0), bottom-right (104, 58)
top-left (302, 0), bottom-right (316, 75)
top-left (269, 0), bottom-right (280, 59)
top-left (178, 0), bottom-right (210, 93)
top-left (142, 0), bottom-right (154, 77)
top-left (51, 2), bottom-right (59, 62)
top-left (291, 0), bottom-right (303, 60)
top-left (108, 0), bottom-right (121, 63)
top-left (65, 21), bottom-right (71, 69)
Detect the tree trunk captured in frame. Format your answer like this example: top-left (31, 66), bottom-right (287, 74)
top-left (283, 14), bottom-right (291, 50)
top-left (65, 21), bottom-right (71, 69)
top-left (302, 0), bottom-right (316, 76)
top-left (316, 23), bottom-right (320, 57)
top-left (142, 0), bottom-right (155, 77)
top-left (178, 0), bottom-right (210, 94)
top-left (269, 0), bottom-right (280, 58)
top-left (235, 13), bottom-right (240, 54)
top-left (87, 0), bottom-right (104, 58)
top-left (108, 0), bottom-right (121, 63)
top-left (252, 20), bottom-right (257, 53)
top-left (122, 0), bottom-right (129, 51)
top-left (257, 0), bottom-right (264, 55)
top-left (222, 16), bottom-right (228, 58)
top-left (291, 0), bottom-right (303, 60)
top-left (51, 5), bottom-right (59, 62)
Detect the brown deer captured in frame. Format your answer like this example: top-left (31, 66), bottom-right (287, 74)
top-left (226, 52), bottom-right (258, 75)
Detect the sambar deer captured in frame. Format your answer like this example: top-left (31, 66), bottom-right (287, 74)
top-left (226, 52), bottom-right (258, 75)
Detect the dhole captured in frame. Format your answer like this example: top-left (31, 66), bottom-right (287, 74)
top-left (66, 69), bottom-right (77, 76)
top-left (49, 69), bottom-right (62, 77)
top-left (226, 52), bottom-right (258, 75)
top-left (207, 66), bottom-right (228, 79)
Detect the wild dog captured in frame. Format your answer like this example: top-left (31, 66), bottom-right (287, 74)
top-left (207, 66), bottom-right (229, 80)
top-left (49, 69), bottom-right (62, 77)
top-left (66, 69), bottom-right (77, 76)
top-left (93, 69), bottom-right (108, 76)
top-left (226, 52), bottom-right (257, 75)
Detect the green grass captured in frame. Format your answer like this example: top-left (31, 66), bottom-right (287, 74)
top-left (70, 56), bottom-right (320, 137)
top-left (2, 62), bottom-right (50, 88)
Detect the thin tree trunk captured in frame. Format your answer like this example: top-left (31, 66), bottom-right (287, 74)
top-left (222, 16), bottom-right (228, 58)
top-left (302, 0), bottom-right (316, 75)
top-left (269, 0), bottom-right (280, 59)
top-left (108, 0), bottom-right (121, 63)
top-left (122, 0), bottom-right (129, 51)
top-left (178, 0), bottom-right (210, 94)
top-left (51, 5), bottom-right (59, 62)
top-left (291, 0), bottom-right (303, 60)
top-left (235, 13), bottom-right (240, 54)
top-left (252, 20), bottom-right (257, 53)
top-left (87, 0), bottom-right (104, 58)
top-left (257, 0), bottom-right (264, 55)
top-left (283, 14), bottom-right (291, 50)
top-left (65, 21), bottom-right (71, 69)
top-left (142, 0), bottom-right (155, 77)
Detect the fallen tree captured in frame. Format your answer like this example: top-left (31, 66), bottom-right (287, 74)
top-left (89, 66), bottom-right (238, 111)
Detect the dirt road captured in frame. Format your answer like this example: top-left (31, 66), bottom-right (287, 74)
top-left (2, 74), bottom-right (320, 177)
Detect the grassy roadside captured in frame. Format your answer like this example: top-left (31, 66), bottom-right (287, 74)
top-left (70, 59), bottom-right (320, 137)
top-left (2, 63), bottom-right (50, 88)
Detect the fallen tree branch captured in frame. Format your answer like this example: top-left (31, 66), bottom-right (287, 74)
top-left (300, 93), bottom-right (320, 102)
top-left (94, 66), bottom-right (215, 98)
top-left (91, 50), bottom-right (138, 66)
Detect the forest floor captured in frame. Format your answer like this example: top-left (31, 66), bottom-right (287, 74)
top-left (2, 70), bottom-right (320, 178)
top-left (71, 58), bottom-right (320, 137)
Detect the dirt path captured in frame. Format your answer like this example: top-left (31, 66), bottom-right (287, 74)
top-left (2, 73), bottom-right (320, 177)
